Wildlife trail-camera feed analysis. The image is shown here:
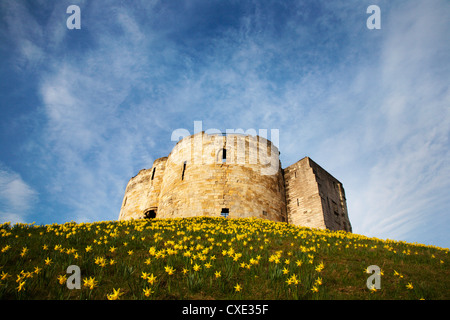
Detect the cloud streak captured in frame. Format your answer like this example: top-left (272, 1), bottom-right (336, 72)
top-left (0, 164), bottom-right (38, 224)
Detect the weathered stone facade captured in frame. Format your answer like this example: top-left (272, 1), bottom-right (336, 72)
top-left (284, 157), bottom-right (352, 232)
top-left (118, 132), bottom-right (351, 232)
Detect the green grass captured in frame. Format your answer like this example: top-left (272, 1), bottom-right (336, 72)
top-left (0, 217), bottom-right (448, 300)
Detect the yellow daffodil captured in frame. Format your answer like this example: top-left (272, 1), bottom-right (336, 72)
top-left (164, 265), bottom-right (175, 275)
top-left (143, 287), bottom-right (153, 297)
top-left (406, 282), bottom-right (414, 290)
top-left (57, 274), bottom-right (67, 285)
top-left (315, 277), bottom-right (322, 286)
top-left (16, 280), bottom-right (26, 292)
top-left (234, 283), bottom-right (242, 292)
top-left (393, 270), bottom-right (404, 278)
top-left (107, 288), bottom-right (124, 300)
top-left (286, 274), bottom-right (299, 285)
top-left (83, 276), bottom-right (98, 290)
top-left (1, 271), bottom-right (10, 280)
top-left (20, 247), bottom-right (28, 257)
top-left (315, 262), bottom-right (324, 273)
top-left (147, 273), bottom-right (156, 285)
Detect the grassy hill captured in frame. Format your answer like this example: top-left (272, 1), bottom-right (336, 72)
top-left (0, 217), bottom-right (448, 300)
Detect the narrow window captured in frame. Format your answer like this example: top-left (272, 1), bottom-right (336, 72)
top-left (262, 210), bottom-right (267, 216)
top-left (297, 198), bottom-right (299, 206)
top-left (222, 148), bottom-right (227, 163)
top-left (221, 208), bottom-right (229, 218)
top-left (332, 200), bottom-right (338, 213)
top-left (151, 167), bottom-right (156, 180)
top-left (181, 161), bottom-right (187, 180)
top-left (294, 171), bottom-right (297, 178)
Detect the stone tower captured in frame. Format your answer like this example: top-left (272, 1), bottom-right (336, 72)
top-left (118, 132), bottom-right (351, 232)
top-left (284, 157), bottom-right (352, 232)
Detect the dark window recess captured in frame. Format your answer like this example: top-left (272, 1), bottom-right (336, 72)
top-left (221, 208), bottom-right (229, 218)
top-left (151, 167), bottom-right (156, 180)
top-left (262, 210), bottom-right (267, 216)
top-left (222, 149), bottom-right (227, 162)
top-left (144, 210), bottom-right (156, 219)
top-left (182, 161), bottom-right (187, 180)
top-left (332, 200), bottom-right (338, 214)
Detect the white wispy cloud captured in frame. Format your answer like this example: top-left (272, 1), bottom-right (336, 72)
top-left (325, 1), bottom-right (450, 242)
top-left (32, 4), bottom-right (171, 222)
top-left (0, 164), bottom-right (38, 224)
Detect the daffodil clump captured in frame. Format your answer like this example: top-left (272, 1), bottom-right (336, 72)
top-left (0, 218), bottom-right (448, 300)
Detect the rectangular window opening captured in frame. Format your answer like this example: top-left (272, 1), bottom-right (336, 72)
top-left (262, 210), bottom-right (267, 216)
top-left (222, 148), bottom-right (227, 163)
top-left (221, 208), bottom-right (229, 218)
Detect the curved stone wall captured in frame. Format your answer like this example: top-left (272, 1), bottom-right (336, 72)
top-left (118, 132), bottom-right (286, 222)
top-left (118, 156), bottom-right (167, 220)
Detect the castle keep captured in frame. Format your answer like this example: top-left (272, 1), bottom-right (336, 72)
top-left (118, 132), bottom-right (352, 232)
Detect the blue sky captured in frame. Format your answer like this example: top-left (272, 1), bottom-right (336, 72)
top-left (0, 0), bottom-right (449, 248)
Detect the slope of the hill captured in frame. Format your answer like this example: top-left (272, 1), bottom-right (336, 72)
top-left (0, 217), bottom-right (448, 299)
